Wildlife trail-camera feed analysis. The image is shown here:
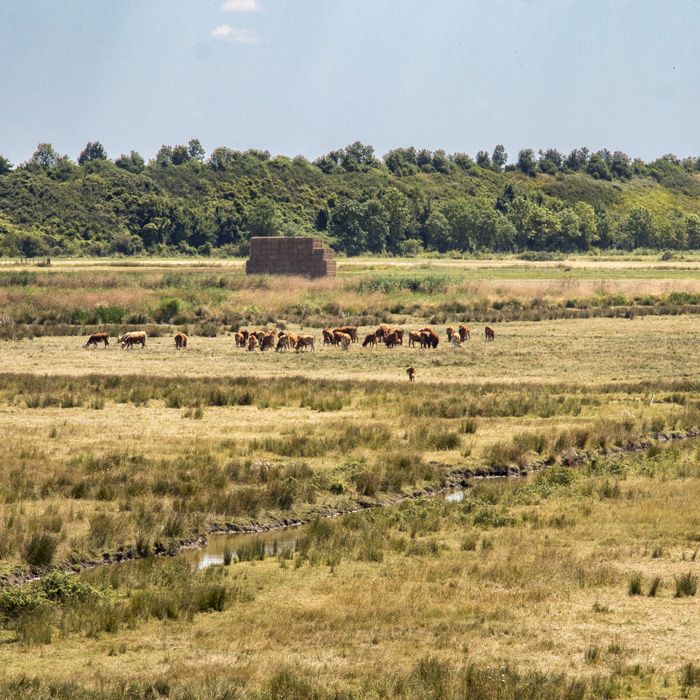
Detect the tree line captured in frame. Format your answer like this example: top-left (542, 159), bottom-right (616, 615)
top-left (0, 140), bottom-right (699, 258)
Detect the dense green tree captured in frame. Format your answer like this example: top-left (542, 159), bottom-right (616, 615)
top-left (492, 145), bottom-right (507, 171)
top-left (621, 208), bottom-right (658, 249)
top-left (450, 152), bottom-right (474, 171)
top-left (330, 199), bottom-right (367, 255)
top-left (0, 155), bottom-right (13, 175)
top-left (384, 148), bottom-right (418, 176)
top-left (115, 151), bottom-right (145, 174)
top-left (78, 141), bottom-right (107, 165)
top-left (245, 198), bottom-right (279, 237)
top-left (610, 151), bottom-right (632, 179)
top-left (684, 214), bottom-right (700, 249)
top-left (586, 152), bottom-right (612, 180)
top-left (362, 200), bottom-right (389, 253)
top-left (382, 188), bottom-right (411, 253)
top-left (187, 139), bottom-right (206, 161)
top-left (171, 145), bottom-right (191, 165)
top-left (563, 147), bottom-right (589, 172)
top-left (30, 143), bottom-right (59, 169)
top-left (476, 151), bottom-right (492, 169)
top-left (154, 145), bottom-right (173, 168)
top-left (431, 150), bottom-right (450, 174)
top-left (516, 149), bottom-right (537, 176)
top-left (538, 149), bottom-right (563, 174)
top-left (424, 209), bottom-right (451, 253)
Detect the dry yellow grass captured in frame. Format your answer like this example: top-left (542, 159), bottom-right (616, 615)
top-left (0, 314), bottom-right (696, 385)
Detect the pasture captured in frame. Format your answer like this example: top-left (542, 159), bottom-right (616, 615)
top-left (0, 256), bottom-right (699, 698)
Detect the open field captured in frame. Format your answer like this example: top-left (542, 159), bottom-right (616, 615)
top-left (0, 257), bottom-right (699, 698)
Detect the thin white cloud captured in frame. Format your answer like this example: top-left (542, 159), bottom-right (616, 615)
top-left (221, 0), bottom-right (260, 12)
top-left (210, 24), bottom-right (257, 44)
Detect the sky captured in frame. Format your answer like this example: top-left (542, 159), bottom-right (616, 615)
top-left (1, 0), bottom-right (699, 166)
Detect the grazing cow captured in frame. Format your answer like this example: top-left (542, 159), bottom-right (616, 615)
top-left (362, 332), bottom-right (377, 348)
top-left (459, 324), bottom-right (470, 342)
top-left (384, 331), bottom-right (398, 349)
top-left (406, 367), bottom-right (415, 382)
top-left (174, 332), bottom-right (188, 349)
top-left (295, 335), bottom-right (315, 352)
top-left (334, 331), bottom-right (352, 351)
top-left (322, 328), bottom-right (335, 346)
top-left (275, 335), bottom-right (290, 352)
top-left (419, 328), bottom-right (439, 349)
top-left (260, 332), bottom-right (275, 351)
top-left (485, 326), bottom-right (495, 342)
top-left (84, 333), bottom-right (109, 349)
top-left (408, 331), bottom-right (422, 348)
top-left (334, 325), bottom-right (358, 343)
top-left (284, 332), bottom-right (298, 348)
top-left (247, 335), bottom-right (259, 351)
top-left (446, 327), bottom-right (455, 342)
top-left (118, 331), bottom-right (146, 349)
top-left (374, 325), bottom-right (391, 341)
top-left (393, 329), bottom-right (404, 345)
top-left (234, 331), bottom-right (246, 348)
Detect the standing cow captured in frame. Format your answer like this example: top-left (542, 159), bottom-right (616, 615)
top-left (118, 331), bottom-right (147, 349)
top-left (174, 332), bottom-right (188, 349)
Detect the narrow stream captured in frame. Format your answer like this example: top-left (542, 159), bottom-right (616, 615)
top-left (188, 488), bottom-right (468, 569)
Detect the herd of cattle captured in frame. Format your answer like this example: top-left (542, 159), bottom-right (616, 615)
top-left (84, 325), bottom-right (496, 351)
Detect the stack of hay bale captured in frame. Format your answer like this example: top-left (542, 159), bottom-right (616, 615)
top-left (246, 237), bottom-right (336, 278)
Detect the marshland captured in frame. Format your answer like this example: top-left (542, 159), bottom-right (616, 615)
top-left (0, 256), bottom-right (698, 697)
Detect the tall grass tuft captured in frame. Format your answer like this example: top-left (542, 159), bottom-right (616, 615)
top-left (674, 572), bottom-right (698, 598)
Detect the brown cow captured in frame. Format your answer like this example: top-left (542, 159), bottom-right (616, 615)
top-left (118, 331), bottom-right (147, 349)
top-left (419, 328), bottom-right (439, 349)
top-left (485, 326), bottom-right (495, 341)
top-left (334, 325), bottom-right (358, 343)
top-left (259, 332), bottom-right (275, 351)
top-left (384, 331), bottom-right (398, 348)
top-left (174, 332), bottom-right (188, 349)
top-left (408, 331), bottom-right (422, 347)
top-left (446, 327), bottom-right (455, 342)
top-left (240, 329), bottom-right (250, 341)
top-left (234, 331), bottom-right (246, 348)
top-left (374, 325), bottom-right (391, 341)
top-left (393, 329), bottom-right (404, 345)
top-left (247, 335), bottom-right (259, 351)
top-left (362, 332), bottom-right (377, 348)
top-left (84, 333), bottom-right (109, 349)
top-left (334, 331), bottom-right (352, 351)
top-left (275, 335), bottom-right (290, 352)
top-left (322, 328), bottom-right (335, 346)
top-left (459, 324), bottom-right (470, 342)
top-left (295, 335), bottom-right (315, 352)
top-left (406, 367), bottom-right (415, 382)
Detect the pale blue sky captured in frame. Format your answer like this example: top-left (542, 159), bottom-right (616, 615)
top-left (1, 0), bottom-right (698, 165)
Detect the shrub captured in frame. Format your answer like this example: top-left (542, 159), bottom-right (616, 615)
top-left (23, 533), bottom-right (57, 568)
top-left (627, 573), bottom-right (642, 596)
top-left (674, 572), bottom-right (698, 598)
top-left (647, 576), bottom-right (662, 597)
